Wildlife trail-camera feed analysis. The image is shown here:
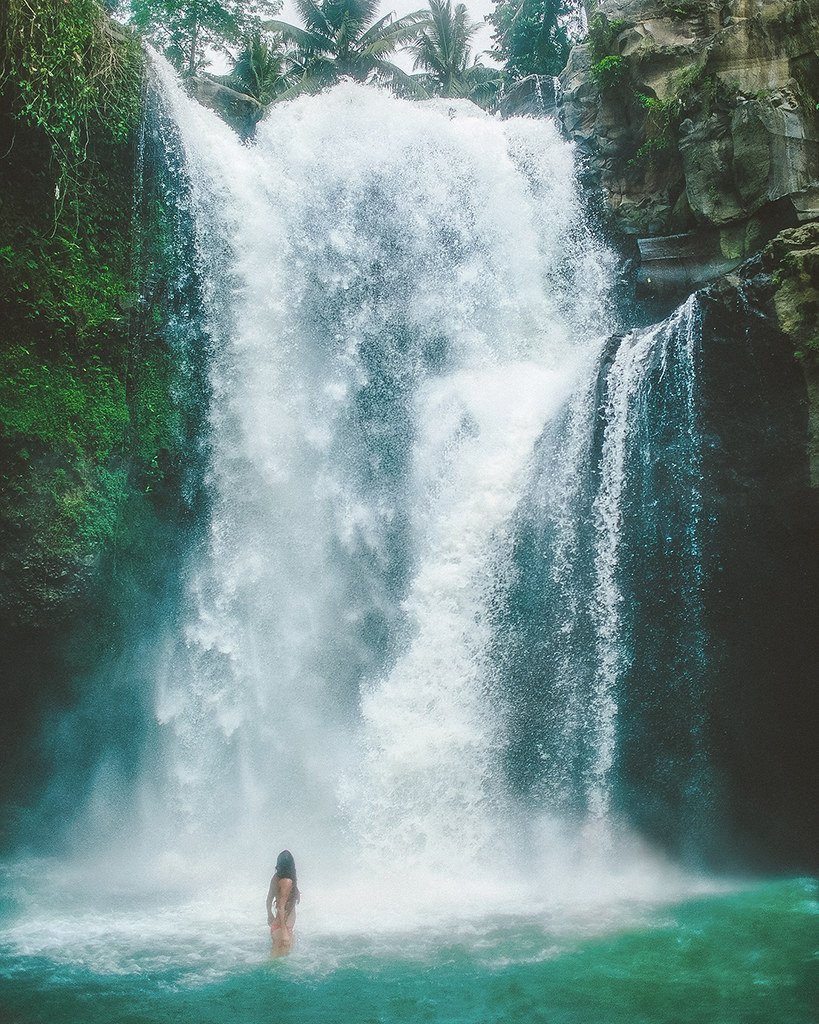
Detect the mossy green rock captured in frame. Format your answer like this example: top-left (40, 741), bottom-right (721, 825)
top-left (762, 223), bottom-right (819, 360)
top-left (0, 3), bottom-right (187, 627)
top-left (759, 222), bottom-right (819, 485)
top-left (559, 1), bottom-right (819, 242)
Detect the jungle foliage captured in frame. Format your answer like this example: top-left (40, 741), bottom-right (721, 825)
top-left (0, 0), bottom-right (189, 627)
top-left (111, 0), bottom-right (581, 112)
top-left (228, 30), bottom-right (294, 103)
top-left (410, 1), bottom-right (502, 103)
top-left (260, 0), bottom-right (430, 97)
top-left (488, 0), bottom-right (576, 81)
top-left (0, 0), bottom-right (143, 187)
top-left (120, 0), bottom-right (282, 75)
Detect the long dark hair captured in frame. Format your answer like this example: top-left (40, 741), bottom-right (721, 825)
top-left (275, 849), bottom-right (299, 903)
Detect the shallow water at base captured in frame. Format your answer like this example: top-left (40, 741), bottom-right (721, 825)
top-left (1, 876), bottom-right (815, 1024)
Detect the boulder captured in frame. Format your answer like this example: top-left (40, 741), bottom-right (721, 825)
top-left (560, 0), bottom-right (819, 281)
top-left (185, 78), bottom-right (264, 139)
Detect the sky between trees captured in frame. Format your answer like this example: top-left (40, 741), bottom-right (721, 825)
top-left (271, 0), bottom-right (498, 72)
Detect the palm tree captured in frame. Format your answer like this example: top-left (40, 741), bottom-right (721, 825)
top-left (262, 0), bottom-right (429, 96)
top-left (410, 0), bottom-right (501, 104)
top-left (229, 31), bottom-right (295, 104)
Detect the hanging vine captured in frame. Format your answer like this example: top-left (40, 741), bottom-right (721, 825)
top-left (0, 0), bottom-right (143, 196)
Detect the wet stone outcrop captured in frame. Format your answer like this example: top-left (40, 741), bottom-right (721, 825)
top-left (759, 221), bottom-right (819, 484)
top-left (185, 77), bottom-right (264, 139)
top-left (559, 0), bottom-right (819, 295)
top-left (692, 252), bottom-right (819, 868)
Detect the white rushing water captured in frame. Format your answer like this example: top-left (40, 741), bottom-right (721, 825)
top-left (128, 61), bottom-right (614, 903)
top-left (42, 58), bottom-right (719, 938)
top-left (589, 298), bottom-right (701, 828)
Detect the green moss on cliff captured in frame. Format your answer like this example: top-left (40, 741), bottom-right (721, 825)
top-left (0, 0), bottom-right (142, 183)
top-left (762, 223), bottom-right (819, 365)
top-left (0, 1), bottom-right (191, 627)
top-left (0, 348), bottom-right (129, 457)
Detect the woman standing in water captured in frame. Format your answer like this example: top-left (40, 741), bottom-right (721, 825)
top-left (266, 850), bottom-right (300, 957)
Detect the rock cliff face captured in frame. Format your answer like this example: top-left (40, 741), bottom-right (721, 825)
top-left (760, 221), bottom-right (819, 483)
top-left (690, 256), bottom-right (819, 868)
top-left (186, 77), bottom-right (264, 139)
top-left (559, 0), bottom-right (819, 294)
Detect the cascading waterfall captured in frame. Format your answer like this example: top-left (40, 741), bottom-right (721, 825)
top-left (105, 57), bottom-right (713, 908)
top-left (4, 26), bottom-right (818, 1019)
top-left (500, 296), bottom-right (709, 854)
top-left (589, 297), bottom-right (706, 828)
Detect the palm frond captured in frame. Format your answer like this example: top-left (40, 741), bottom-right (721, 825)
top-left (409, 0), bottom-right (481, 95)
top-left (262, 19), bottom-right (331, 53)
top-left (359, 9), bottom-right (428, 46)
top-left (275, 57), bottom-right (339, 99)
top-left (293, 0), bottom-right (332, 35)
top-left (356, 11), bottom-right (394, 46)
top-left (361, 14), bottom-right (431, 59)
top-left (370, 58), bottom-right (431, 98)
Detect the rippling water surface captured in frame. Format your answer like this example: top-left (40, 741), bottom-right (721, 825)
top-left (1, 870), bottom-right (815, 1024)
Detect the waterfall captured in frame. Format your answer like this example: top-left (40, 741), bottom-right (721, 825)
top-left (589, 298), bottom-right (706, 828)
top-left (500, 296), bottom-right (709, 853)
top-left (100, 58), bottom-right (712, 905)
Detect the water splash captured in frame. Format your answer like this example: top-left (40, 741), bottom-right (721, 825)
top-left (139, 60), bottom-right (613, 886)
top-left (44, 55), bottom-right (719, 920)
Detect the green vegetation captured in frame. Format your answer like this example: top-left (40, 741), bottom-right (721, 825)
top-left (670, 62), bottom-right (722, 118)
top-left (0, 348), bottom-right (129, 461)
top-left (0, 0), bottom-right (142, 190)
top-left (122, 0), bottom-right (281, 75)
top-left (0, 0), bottom-right (189, 626)
top-left (260, 0), bottom-right (430, 96)
top-left (590, 53), bottom-right (626, 89)
top-left (410, 1), bottom-right (502, 102)
top-left (586, 12), bottom-right (628, 93)
top-left (624, 65), bottom-right (725, 168)
top-left (627, 91), bottom-right (678, 166)
top-left (587, 13), bottom-right (627, 66)
top-left (668, 62), bottom-right (703, 96)
top-left (0, 212), bottom-right (131, 340)
top-left (115, 0), bottom-right (579, 112)
top-left (228, 30), bottom-right (294, 103)
top-left (487, 0), bottom-right (575, 80)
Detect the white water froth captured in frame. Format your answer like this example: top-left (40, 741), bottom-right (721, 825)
top-left (0, 853), bottom-right (731, 981)
top-left (589, 298), bottom-right (702, 826)
top-left (56, 58), bottom-right (717, 928)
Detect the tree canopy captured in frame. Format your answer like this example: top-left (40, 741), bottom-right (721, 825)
top-left (228, 30), bottom-right (295, 103)
top-left (487, 0), bottom-right (575, 81)
top-left (119, 0), bottom-right (581, 112)
top-left (408, 1), bottom-right (501, 103)
top-left (125, 0), bottom-right (282, 74)
top-left (262, 0), bottom-right (429, 96)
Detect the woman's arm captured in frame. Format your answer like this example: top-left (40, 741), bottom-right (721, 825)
top-left (265, 877), bottom-right (276, 926)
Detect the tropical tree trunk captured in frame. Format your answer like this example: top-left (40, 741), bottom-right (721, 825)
top-left (188, 13), bottom-right (199, 75)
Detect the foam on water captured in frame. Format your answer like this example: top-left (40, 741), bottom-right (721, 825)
top-left (0, 850), bottom-right (732, 985)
